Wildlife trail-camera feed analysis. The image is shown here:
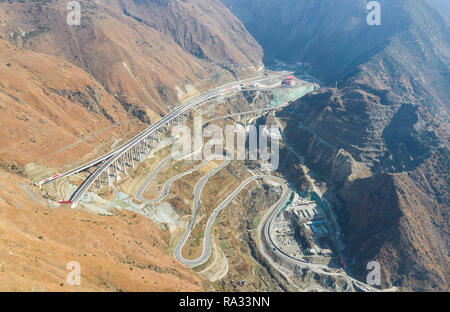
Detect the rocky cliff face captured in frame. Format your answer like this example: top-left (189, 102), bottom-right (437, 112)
top-left (339, 151), bottom-right (449, 290)
top-left (225, 0), bottom-right (449, 290)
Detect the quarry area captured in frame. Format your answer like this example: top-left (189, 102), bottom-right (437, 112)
top-left (270, 192), bottom-right (340, 267)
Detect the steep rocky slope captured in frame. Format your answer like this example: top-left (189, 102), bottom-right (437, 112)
top-left (224, 0), bottom-right (449, 290)
top-left (0, 38), bottom-right (148, 171)
top-left (103, 0), bottom-right (263, 69)
top-left (0, 0), bottom-right (262, 120)
top-left (339, 150), bottom-right (449, 290)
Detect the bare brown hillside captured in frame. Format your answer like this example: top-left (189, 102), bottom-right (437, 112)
top-left (0, 0), bottom-right (264, 172)
top-left (0, 170), bottom-right (205, 291)
top-left (0, 38), bottom-right (147, 170)
top-left (0, 0), bottom-right (263, 291)
top-left (102, 0), bottom-right (263, 68)
top-left (279, 84), bottom-right (449, 291)
top-left (0, 0), bottom-right (262, 120)
top-left (228, 0), bottom-right (449, 291)
top-left (0, 32), bottom-right (208, 292)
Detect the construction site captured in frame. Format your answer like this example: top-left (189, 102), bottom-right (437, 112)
top-left (269, 191), bottom-right (341, 267)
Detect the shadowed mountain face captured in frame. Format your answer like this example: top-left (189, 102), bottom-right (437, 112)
top-left (223, 0), bottom-right (449, 290)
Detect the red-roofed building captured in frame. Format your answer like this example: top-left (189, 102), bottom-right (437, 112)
top-left (282, 76), bottom-right (296, 86)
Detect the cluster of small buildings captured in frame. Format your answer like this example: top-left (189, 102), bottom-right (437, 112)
top-left (282, 75), bottom-right (297, 87)
top-left (289, 194), bottom-right (323, 221)
top-left (306, 220), bottom-right (328, 235)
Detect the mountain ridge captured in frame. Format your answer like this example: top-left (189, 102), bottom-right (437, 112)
top-left (223, 0), bottom-right (449, 290)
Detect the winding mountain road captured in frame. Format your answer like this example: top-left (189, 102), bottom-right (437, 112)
top-left (135, 155), bottom-right (173, 202)
top-left (173, 156), bottom-right (232, 267)
top-left (37, 73), bottom-right (289, 207)
top-left (174, 174), bottom-right (288, 267)
top-left (136, 153), bottom-right (218, 204)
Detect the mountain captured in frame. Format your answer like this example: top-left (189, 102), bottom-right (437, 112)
top-left (223, 0), bottom-right (449, 290)
top-left (0, 0), bottom-right (263, 168)
top-left (0, 0), bottom-right (263, 124)
top-left (0, 40), bottom-right (206, 289)
top-left (0, 167), bottom-right (205, 291)
top-left (0, 0), bottom-right (448, 292)
top-left (0, 37), bottom-right (146, 171)
top-left (0, 0), bottom-right (263, 291)
top-left (107, 0), bottom-right (263, 68)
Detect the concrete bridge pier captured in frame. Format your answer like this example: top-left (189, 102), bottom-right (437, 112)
top-left (105, 168), bottom-right (112, 186)
top-left (144, 136), bottom-right (150, 148)
top-left (143, 142), bottom-right (149, 159)
top-left (138, 142), bottom-right (145, 161)
top-left (135, 145), bottom-right (140, 161)
top-left (137, 143), bottom-right (142, 161)
top-left (143, 141), bottom-right (149, 157)
top-left (131, 147), bottom-right (136, 161)
top-left (149, 136), bottom-right (155, 149)
top-left (113, 161), bottom-right (119, 182)
top-left (125, 151), bottom-right (132, 168)
top-left (118, 156), bottom-right (127, 174)
top-left (132, 149), bottom-right (137, 167)
top-left (131, 147), bottom-right (138, 164)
